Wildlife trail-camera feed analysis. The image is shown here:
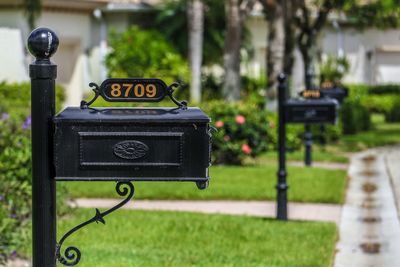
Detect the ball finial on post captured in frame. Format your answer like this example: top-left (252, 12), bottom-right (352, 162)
top-left (27, 27), bottom-right (59, 61)
top-left (277, 73), bottom-right (286, 83)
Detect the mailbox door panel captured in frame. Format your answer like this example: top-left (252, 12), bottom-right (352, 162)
top-left (79, 132), bottom-right (183, 167)
top-left (285, 100), bottom-right (338, 124)
top-left (54, 122), bottom-right (210, 182)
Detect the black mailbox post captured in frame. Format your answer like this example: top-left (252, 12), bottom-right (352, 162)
top-left (28, 28), bottom-right (211, 267)
top-left (276, 74), bottom-right (338, 220)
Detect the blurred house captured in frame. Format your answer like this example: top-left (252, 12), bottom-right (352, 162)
top-left (247, 8), bottom-right (400, 91)
top-left (0, 0), bottom-right (158, 105)
top-left (0, 0), bottom-right (400, 105)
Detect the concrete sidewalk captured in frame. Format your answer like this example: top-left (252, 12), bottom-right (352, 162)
top-left (334, 147), bottom-right (400, 267)
top-left (385, 145), bottom-right (400, 215)
top-left (71, 199), bottom-right (342, 225)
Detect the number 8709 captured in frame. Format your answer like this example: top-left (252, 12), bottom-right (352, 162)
top-left (110, 83), bottom-right (157, 98)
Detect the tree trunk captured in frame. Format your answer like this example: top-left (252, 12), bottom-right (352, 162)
top-left (187, 0), bottom-right (204, 103)
top-left (283, 0), bottom-right (298, 75)
top-left (298, 30), bottom-right (315, 89)
top-left (300, 45), bottom-right (312, 88)
top-left (264, 1), bottom-right (285, 105)
top-left (223, 0), bottom-right (242, 101)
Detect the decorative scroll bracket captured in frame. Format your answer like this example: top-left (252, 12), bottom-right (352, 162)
top-left (56, 181), bottom-right (135, 266)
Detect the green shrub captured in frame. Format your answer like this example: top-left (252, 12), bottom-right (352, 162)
top-left (320, 56), bottom-right (350, 85)
top-left (201, 74), bottom-right (267, 105)
top-left (201, 101), bottom-right (271, 165)
top-left (346, 84), bottom-right (399, 114)
top-left (0, 82), bottom-right (65, 119)
top-left (0, 83), bottom-right (66, 263)
top-left (0, 117), bottom-right (31, 264)
top-left (340, 98), bottom-right (371, 134)
top-left (266, 113), bottom-right (303, 151)
top-left (385, 98), bottom-right (400, 122)
top-left (310, 124), bottom-right (341, 144)
top-left (360, 94), bottom-right (397, 113)
top-left (368, 84), bottom-right (400, 95)
top-left (345, 84), bottom-right (369, 98)
top-left (106, 26), bottom-right (189, 85)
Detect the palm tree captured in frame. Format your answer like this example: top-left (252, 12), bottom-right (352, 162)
top-left (187, 0), bottom-right (204, 102)
top-left (222, 0), bottom-right (256, 101)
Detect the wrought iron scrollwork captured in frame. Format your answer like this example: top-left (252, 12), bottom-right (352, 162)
top-left (80, 82), bottom-right (100, 109)
top-left (80, 81), bottom-right (187, 109)
top-left (56, 182), bottom-right (135, 266)
top-left (166, 82), bottom-right (187, 109)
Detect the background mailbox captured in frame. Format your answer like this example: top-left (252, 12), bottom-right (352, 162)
top-left (285, 98), bottom-right (338, 124)
top-left (299, 87), bottom-right (348, 104)
top-left (54, 107), bottom-right (211, 187)
top-left (319, 87), bottom-right (348, 104)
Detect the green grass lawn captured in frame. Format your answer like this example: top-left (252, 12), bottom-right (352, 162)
top-left (339, 114), bottom-right (400, 151)
top-left (63, 163), bottom-right (346, 204)
top-left (258, 148), bottom-right (349, 163)
top-left (48, 209), bottom-right (337, 267)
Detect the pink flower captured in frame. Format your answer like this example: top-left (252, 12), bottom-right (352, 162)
top-left (215, 120), bottom-right (224, 128)
top-left (241, 144), bottom-right (252, 154)
top-left (269, 121), bottom-right (275, 128)
top-left (223, 135), bottom-right (230, 141)
top-left (235, 115), bottom-right (246, 125)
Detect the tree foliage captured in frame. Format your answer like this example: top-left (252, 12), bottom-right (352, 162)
top-left (294, 0), bottom-right (346, 86)
top-left (105, 26), bottom-right (189, 85)
top-left (344, 0), bottom-right (400, 29)
top-left (155, 0), bottom-right (226, 65)
top-left (23, 0), bottom-right (41, 29)
top-left (320, 56), bottom-right (350, 84)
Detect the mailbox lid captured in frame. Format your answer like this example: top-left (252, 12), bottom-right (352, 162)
top-left (54, 107), bottom-right (210, 124)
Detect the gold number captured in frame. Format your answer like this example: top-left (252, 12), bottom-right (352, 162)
top-left (110, 83), bottom-right (158, 98)
top-left (123, 84), bottom-right (133, 97)
top-left (111, 84), bottom-right (122, 97)
top-left (134, 84), bottom-right (145, 97)
top-left (146, 84), bottom-right (156, 97)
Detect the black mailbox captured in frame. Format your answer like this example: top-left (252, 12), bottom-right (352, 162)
top-left (320, 87), bottom-right (348, 103)
top-left (54, 107), bottom-right (211, 188)
top-left (285, 98), bottom-right (338, 124)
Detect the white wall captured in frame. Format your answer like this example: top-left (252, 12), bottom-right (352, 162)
top-left (0, 27), bottom-right (29, 83)
top-left (246, 16), bottom-right (400, 91)
top-left (0, 8), bottom-right (135, 106)
top-left (245, 16), bottom-right (267, 79)
top-left (321, 28), bottom-right (400, 84)
top-left (36, 11), bottom-right (92, 105)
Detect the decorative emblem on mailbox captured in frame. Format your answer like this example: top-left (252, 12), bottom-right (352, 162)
top-left (113, 140), bottom-right (149, 160)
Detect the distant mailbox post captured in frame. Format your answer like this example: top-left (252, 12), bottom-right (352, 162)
top-left (298, 88), bottom-right (343, 165)
top-left (28, 28), bottom-right (212, 267)
top-left (275, 74), bottom-right (338, 221)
